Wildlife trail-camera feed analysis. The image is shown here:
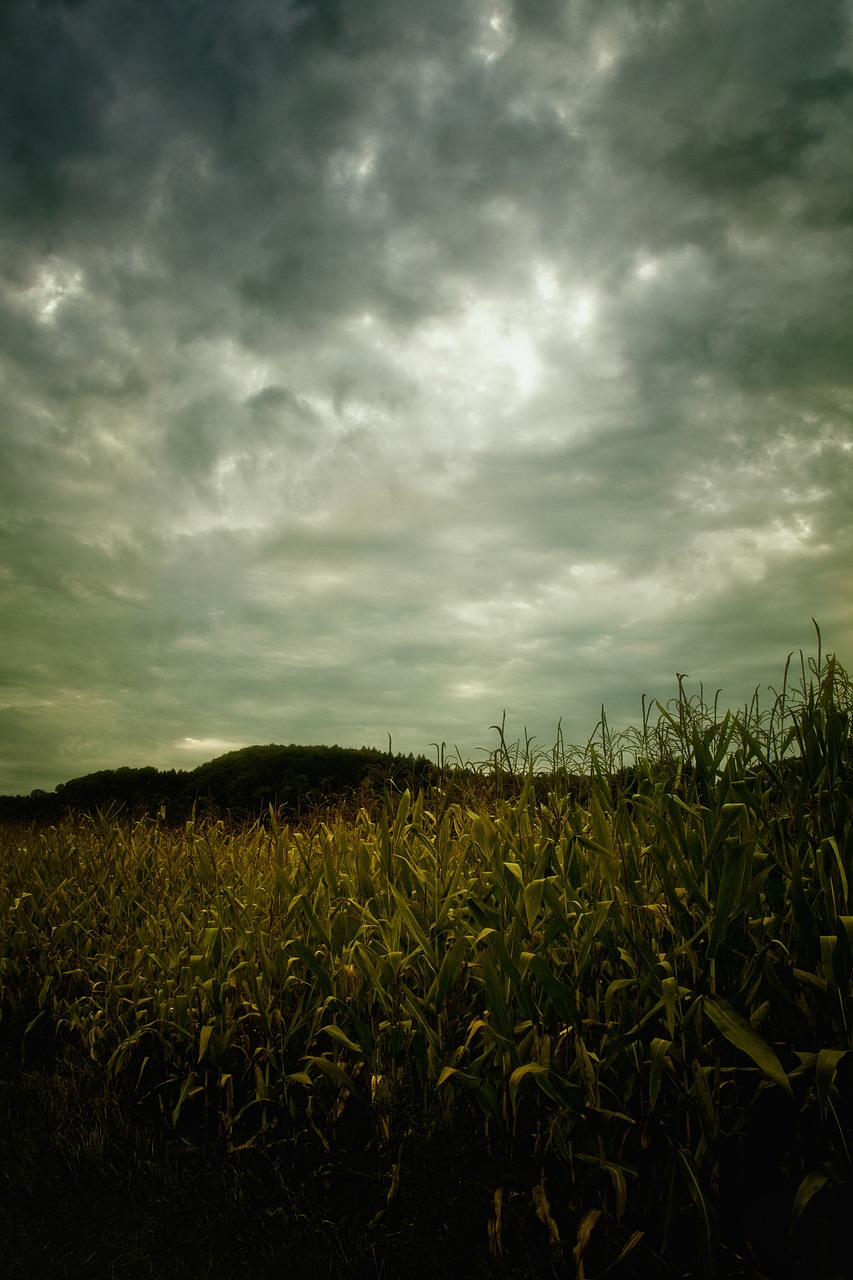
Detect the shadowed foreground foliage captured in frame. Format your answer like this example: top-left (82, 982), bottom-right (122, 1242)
top-left (1, 642), bottom-right (851, 1278)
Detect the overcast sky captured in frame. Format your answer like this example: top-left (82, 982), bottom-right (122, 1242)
top-left (2, 0), bottom-right (852, 793)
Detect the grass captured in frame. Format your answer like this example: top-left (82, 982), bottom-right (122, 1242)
top-left (1, 637), bottom-right (851, 1278)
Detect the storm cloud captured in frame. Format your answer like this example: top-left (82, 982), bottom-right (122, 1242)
top-left (2, 0), bottom-right (851, 792)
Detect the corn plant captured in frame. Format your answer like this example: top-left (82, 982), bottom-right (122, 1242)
top-left (1, 642), bottom-right (850, 1277)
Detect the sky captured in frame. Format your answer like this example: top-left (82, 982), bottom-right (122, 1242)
top-left (2, 0), bottom-right (852, 794)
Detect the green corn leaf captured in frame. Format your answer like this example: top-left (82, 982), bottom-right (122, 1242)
top-left (286, 1070), bottom-right (313, 1088)
top-left (475, 927), bottom-right (522, 991)
top-left (528, 954), bottom-right (581, 1025)
top-left (678, 1148), bottom-right (715, 1277)
top-left (572, 1207), bottom-right (602, 1276)
top-left (607, 1229), bottom-right (645, 1273)
top-left (839, 916), bottom-right (853, 960)
top-left (576, 1036), bottom-right (599, 1107)
top-left (793, 967), bottom-right (827, 994)
top-left (815, 1047), bottom-right (848, 1122)
top-left (197, 1022), bottom-right (215, 1064)
top-left (321, 842), bottom-right (339, 896)
top-left (389, 884), bottom-right (437, 972)
top-left (704, 994), bottom-right (792, 1095)
top-left (789, 1170), bottom-right (830, 1244)
top-left (303, 1055), bottom-right (359, 1095)
top-left (508, 1061), bottom-right (549, 1114)
top-left (171, 1074), bottom-right (203, 1128)
top-left (392, 789), bottom-right (411, 848)
top-left (319, 1024), bottom-right (363, 1055)
top-left (821, 837), bottom-right (848, 903)
top-left (541, 879), bottom-right (579, 939)
top-left (523, 877), bottom-right (545, 930)
top-left (662, 975), bottom-right (679, 1039)
top-left (707, 842), bottom-right (749, 958)
top-left (288, 939), bottom-right (334, 999)
top-left (638, 797), bottom-right (708, 909)
top-left (692, 1059), bottom-right (717, 1143)
top-left (434, 855), bottom-right (466, 931)
top-left (433, 934), bottom-right (467, 1013)
top-left (293, 891), bottom-right (332, 949)
top-left (480, 950), bottom-right (512, 1040)
top-left (649, 1037), bottom-right (673, 1109)
top-left (602, 976), bottom-right (634, 1024)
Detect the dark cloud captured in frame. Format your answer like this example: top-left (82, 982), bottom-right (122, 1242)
top-left (0, 0), bottom-right (851, 790)
top-left (0, 0), bottom-right (110, 227)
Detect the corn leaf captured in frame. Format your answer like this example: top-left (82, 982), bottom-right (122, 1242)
top-left (704, 994), bottom-right (792, 1096)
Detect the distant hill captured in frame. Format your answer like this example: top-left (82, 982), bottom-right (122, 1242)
top-left (0, 744), bottom-right (439, 823)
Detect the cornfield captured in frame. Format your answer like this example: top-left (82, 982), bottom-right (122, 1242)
top-left (1, 641), bottom-right (851, 1278)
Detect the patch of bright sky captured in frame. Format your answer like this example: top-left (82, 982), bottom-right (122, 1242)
top-left (567, 561), bottom-right (620, 586)
top-left (419, 306), bottom-right (526, 406)
top-left (365, 294), bottom-right (545, 433)
top-left (21, 259), bottom-right (85, 324)
top-left (204, 336), bottom-right (271, 400)
top-left (527, 560), bottom-right (690, 632)
top-left (674, 426), bottom-right (839, 520)
top-left (450, 679), bottom-right (491, 701)
top-left (345, 264), bottom-right (601, 457)
top-left (635, 256), bottom-right (660, 281)
top-left (443, 596), bottom-right (534, 636)
top-left (593, 40), bottom-right (618, 74)
top-left (698, 520), bottom-right (817, 588)
top-left (175, 736), bottom-right (246, 756)
top-left (533, 261), bottom-right (560, 301)
top-left (327, 144), bottom-right (377, 184)
top-left (439, 565), bottom-right (677, 652)
top-left (570, 290), bottom-right (597, 337)
top-left (325, 140), bottom-right (385, 216)
top-left (473, 1), bottom-right (513, 64)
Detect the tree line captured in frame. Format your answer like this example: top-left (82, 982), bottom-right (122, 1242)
top-left (0, 744), bottom-right (440, 823)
